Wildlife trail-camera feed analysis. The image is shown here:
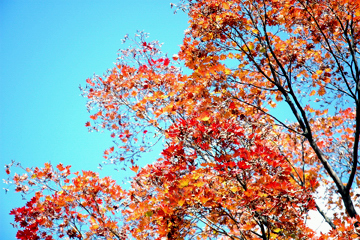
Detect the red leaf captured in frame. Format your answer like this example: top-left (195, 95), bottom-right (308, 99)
top-left (109, 146), bottom-right (115, 153)
top-left (86, 78), bottom-right (95, 87)
top-left (229, 101), bottom-right (236, 110)
top-left (237, 161), bottom-right (250, 169)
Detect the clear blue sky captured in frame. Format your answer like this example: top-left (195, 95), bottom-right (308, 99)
top-left (0, 1), bottom-right (188, 239)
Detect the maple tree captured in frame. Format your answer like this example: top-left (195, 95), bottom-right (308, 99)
top-left (5, 0), bottom-right (360, 239)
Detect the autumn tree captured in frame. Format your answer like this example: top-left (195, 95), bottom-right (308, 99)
top-left (5, 0), bottom-right (360, 239)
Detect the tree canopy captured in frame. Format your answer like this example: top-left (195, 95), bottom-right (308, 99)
top-left (5, 0), bottom-right (360, 239)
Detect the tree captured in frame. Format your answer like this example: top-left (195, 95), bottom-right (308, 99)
top-left (5, 0), bottom-right (360, 239)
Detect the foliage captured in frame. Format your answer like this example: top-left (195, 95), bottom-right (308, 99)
top-left (5, 0), bottom-right (360, 239)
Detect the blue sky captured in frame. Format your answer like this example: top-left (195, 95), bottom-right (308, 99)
top-left (0, 1), bottom-right (188, 238)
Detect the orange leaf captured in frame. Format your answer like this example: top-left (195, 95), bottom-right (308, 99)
top-left (130, 165), bottom-right (139, 173)
top-left (275, 94), bottom-right (283, 101)
top-left (199, 196), bottom-right (210, 204)
top-left (243, 224), bottom-right (254, 230)
top-left (318, 87), bottom-right (326, 96)
top-left (56, 163), bottom-right (65, 172)
top-left (345, 128), bottom-right (353, 134)
top-left (198, 111), bottom-right (210, 121)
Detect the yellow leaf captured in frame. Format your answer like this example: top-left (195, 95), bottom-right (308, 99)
top-left (90, 217), bottom-right (99, 230)
top-left (194, 182), bottom-right (205, 187)
top-left (309, 90), bottom-right (316, 96)
top-left (145, 211), bottom-right (153, 217)
top-left (179, 178), bottom-right (190, 188)
top-left (192, 174), bottom-right (201, 180)
top-left (201, 116), bottom-right (210, 121)
top-left (91, 224), bottom-right (99, 230)
top-left (270, 233), bottom-right (279, 238)
top-left (178, 199), bottom-right (185, 206)
top-left (308, 107), bottom-right (315, 113)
